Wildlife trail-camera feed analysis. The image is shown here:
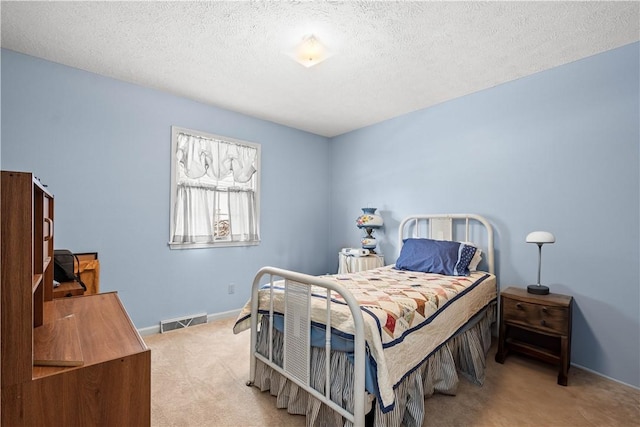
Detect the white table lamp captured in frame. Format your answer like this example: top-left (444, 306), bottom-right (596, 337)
top-left (526, 231), bottom-right (556, 295)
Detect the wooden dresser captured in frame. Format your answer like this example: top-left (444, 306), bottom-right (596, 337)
top-left (1, 171), bottom-right (150, 426)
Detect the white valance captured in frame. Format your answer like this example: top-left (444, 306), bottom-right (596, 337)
top-left (176, 133), bottom-right (257, 184)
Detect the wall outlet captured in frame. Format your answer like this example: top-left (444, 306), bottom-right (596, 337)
top-left (228, 283), bottom-right (235, 294)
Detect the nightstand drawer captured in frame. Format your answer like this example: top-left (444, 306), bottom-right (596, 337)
top-left (502, 297), bottom-right (569, 335)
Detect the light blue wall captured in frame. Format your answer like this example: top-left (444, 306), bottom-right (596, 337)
top-left (2, 42), bottom-right (638, 388)
top-left (330, 42), bottom-right (639, 387)
top-left (1, 49), bottom-right (333, 329)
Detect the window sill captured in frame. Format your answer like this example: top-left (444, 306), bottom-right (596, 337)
top-left (168, 240), bottom-right (260, 250)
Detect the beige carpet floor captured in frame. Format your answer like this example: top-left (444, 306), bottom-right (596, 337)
top-left (144, 316), bottom-right (639, 427)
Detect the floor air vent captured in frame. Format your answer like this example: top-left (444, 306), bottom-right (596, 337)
top-left (160, 313), bottom-right (207, 333)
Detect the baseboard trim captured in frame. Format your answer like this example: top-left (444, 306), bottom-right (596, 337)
top-left (207, 308), bottom-right (242, 323)
top-left (571, 362), bottom-right (640, 390)
top-left (137, 308), bottom-right (242, 337)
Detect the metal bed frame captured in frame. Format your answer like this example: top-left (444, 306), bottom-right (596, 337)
top-left (246, 214), bottom-right (495, 427)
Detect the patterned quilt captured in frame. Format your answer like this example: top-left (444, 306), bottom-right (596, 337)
top-left (233, 265), bottom-right (496, 411)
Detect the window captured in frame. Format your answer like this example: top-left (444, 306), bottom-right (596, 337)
top-left (169, 126), bottom-right (260, 249)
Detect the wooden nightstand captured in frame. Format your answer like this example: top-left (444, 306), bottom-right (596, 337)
top-left (495, 286), bottom-right (573, 385)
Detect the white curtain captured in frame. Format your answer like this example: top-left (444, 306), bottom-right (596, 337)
top-left (172, 133), bottom-right (259, 244)
top-left (172, 184), bottom-right (216, 243)
top-left (175, 134), bottom-right (257, 182)
top-left (229, 190), bottom-right (258, 241)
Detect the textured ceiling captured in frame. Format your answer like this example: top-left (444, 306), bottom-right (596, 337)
top-left (1, 1), bottom-right (638, 137)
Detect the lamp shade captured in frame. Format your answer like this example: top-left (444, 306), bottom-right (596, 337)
top-left (526, 231), bottom-right (556, 244)
top-left (356, 208), bottom-right (383, 229)
top-left (286, 34), bottom-right (331, 68)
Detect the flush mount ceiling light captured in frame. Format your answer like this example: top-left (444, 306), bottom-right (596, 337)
top-left (286, 34), bottom-right (331, 68)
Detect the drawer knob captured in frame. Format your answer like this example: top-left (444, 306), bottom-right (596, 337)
top-left (540, 319), bottom-right (546, 326)
top-left (516, 303), bottom-right (523, 310)
top-left (542, 307), bottom-right (548, 313)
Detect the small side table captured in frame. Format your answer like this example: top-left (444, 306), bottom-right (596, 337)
top-left (338, 253), bottom-right (384, 274)
top-left (495, 286), bottom-right (573, 385)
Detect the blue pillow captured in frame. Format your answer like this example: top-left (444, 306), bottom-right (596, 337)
top-left (395, 238), bottom-right (477, 276)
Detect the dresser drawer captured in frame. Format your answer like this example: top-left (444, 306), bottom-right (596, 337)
top-left (502, 296), bottom-right (569, 335)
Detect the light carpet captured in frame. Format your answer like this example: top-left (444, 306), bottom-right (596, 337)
top-left (144, 316), bottom-right (639, 427)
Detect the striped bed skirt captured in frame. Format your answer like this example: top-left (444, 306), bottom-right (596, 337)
top-left (252, 302), bottom-right (496, 427)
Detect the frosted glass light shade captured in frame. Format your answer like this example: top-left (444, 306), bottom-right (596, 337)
top-left (526, 231), bottom-right (556, 244)
top-left (286, 35), bottom-right (332, 68)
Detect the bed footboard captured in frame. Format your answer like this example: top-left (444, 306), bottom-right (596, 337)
top-left (247, 266), bottom-right (367, 427)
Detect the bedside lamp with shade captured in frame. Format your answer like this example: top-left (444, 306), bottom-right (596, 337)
top-left (356, 208), bottom-right (383, 253)
top-left (526, 231), bottom-right (556, 295)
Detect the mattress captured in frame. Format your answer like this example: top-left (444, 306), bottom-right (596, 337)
top-left (234, 265), bottom-right (497, 411)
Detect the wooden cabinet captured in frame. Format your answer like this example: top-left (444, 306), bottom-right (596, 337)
top-left (495, 286), bottom-right (573, 385)
top-left (1, 170), bottom-right (51, 387)
top-left (1, 171), bottom-right (150, 426)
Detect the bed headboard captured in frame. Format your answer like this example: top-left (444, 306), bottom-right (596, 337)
top-left (397, 214), bottom-right (495, 275)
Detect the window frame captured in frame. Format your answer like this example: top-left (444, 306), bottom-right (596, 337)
top-left (169, 126), bottom-right (261, 250)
